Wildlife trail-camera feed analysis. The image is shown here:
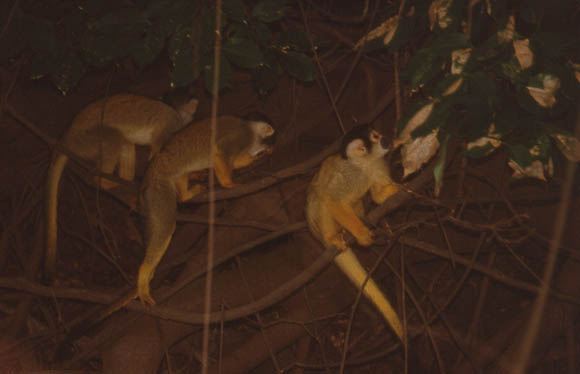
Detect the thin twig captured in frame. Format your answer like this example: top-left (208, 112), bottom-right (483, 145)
top-left (298, 0), bottom-right (345, 134)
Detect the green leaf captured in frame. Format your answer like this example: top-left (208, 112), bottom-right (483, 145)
top-left (279, 30), bottom-right (311, 52)
top-left (431, 74), bottom-right (463, 97)
top-left (279, 51), bottom-right (315, 82)
top-left (171, 56), bottom-right (196, 88)
top-left (223, 37), bottom-right (264, 68)
top-left (429, 33), bottom-right (471, 55)
top-left (0, 13), bottom-right (26, 62)
top-left (387, 16), bottom-right (414, 51)
top-left (403, 50), bottom-right (445, 89)
top-left (252, 0), bottom-right (289, 23)
top-left (152, 0), bottom-right (195, 37)
top-left (227, 22), bottom-right (251, 39)
top-left (433, 134), bottom-right (449, 197)
top-left (223, 0), bottom-right (247, 22)
top-left (508, 143), bottom-right (533, 168)
top-left (76, 0), bottom-right (104, 15)
top-left (89, 9), bottom-right (148, 34)
top-left (50, 48), bottom-right (85, 94)
top-left (203, 56), bottom-right (232, 93)
top-left (253, 64), bottom-right (279, 96)
top-left (81, 8), bottom-right (150, 66)
top-left (131, 25), bottom-right (165, 68)
top-left (24, 16), bottom-right (56, 53)
top-left (252, 22), bottom-right (272, 45)
top-left (169, 25), bottom-right (201, 87)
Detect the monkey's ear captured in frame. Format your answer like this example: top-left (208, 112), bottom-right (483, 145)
top-left (345, 139), bottom-right (367, 158)
top-left (176, 99), bottom-right (199, 124)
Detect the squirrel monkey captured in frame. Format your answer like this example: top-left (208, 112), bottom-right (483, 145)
top-left (137, 115), bottom-right (275, 305)
top-left (45, 93), bottom-right (199, 279)
top-left (306, 124), bottom-right (404, 342)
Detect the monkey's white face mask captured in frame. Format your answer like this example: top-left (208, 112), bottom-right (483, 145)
top-left (248, 121), bottom-right (275, 159)
top-left (345, 129), bottom-right (390, 168)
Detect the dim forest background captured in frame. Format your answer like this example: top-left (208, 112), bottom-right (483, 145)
top-left (0, 0), bottom-right (579, 373)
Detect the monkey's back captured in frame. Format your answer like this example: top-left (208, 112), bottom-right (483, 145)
top-left (143, 115), bottom-right (251, 182)
top-left (309, 155), bottom-right (372, 203)
top-left (67, 94), bottom-right (183, 145)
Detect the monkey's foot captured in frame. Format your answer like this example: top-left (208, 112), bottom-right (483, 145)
top-left (137, 284), bottom-right (156, 305)
top-left (354, 227), bottom-right (374, 247)
top-left (94, 176), bottom-right (119, 190)
top-left (177, 184), bottom-right (207, 202)
top-left (221, 181), bottom-right (237, 189)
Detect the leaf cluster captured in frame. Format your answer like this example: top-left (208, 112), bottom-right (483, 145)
top-left (359, 0), bottom-right (580, 183)
top-left (0, 0), bottom-right (316, 95)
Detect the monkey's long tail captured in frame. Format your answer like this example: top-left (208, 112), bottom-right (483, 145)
top-left (45, 153), bottom-right (68, 280)
top-left (333, 248), bottom-right (405, 343)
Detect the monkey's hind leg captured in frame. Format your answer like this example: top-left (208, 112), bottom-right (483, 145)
top-left (213, 149), bottom-right (236, 188)
top-left (118, 141), bottom-right (136, 182)
top-left (314, 205), bottom-right (348, 252)
top-left (86, 127), bottom-right (125, 190)
top-left (325, 199), bottom-right (373, 247)
top-left (175, 174), bottom-right (207, 202)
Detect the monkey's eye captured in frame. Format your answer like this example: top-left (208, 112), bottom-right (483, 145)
top-left (370, 131), bottom-right (381, 142)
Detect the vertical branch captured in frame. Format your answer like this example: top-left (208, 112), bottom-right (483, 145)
top-left (393, 51), bottom-right (401, 130)
top-left (202, 1), bottom-right (222, 372)
top-left (393, 0), bottom-right (407, 136)
top-left (507, 100), bottom-right (580, 374)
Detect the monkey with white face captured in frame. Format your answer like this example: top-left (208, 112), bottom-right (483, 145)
top-left (306, 124), bottom-right (404, 342)
top-left (137, 114), bottom-right (276, 305)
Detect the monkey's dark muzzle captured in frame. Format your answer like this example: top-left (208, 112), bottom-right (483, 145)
top-left (380, 136), bottom-right (390, 151)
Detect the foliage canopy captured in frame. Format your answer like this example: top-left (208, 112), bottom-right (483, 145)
top-left (0, 0), bottom-right (315, 95)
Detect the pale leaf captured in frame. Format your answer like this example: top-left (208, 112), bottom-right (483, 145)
top-left (497, 15), bottom-right (516, 42)
top-left (355, 16), bottom-right (399, 49)
top-left (436, 0), bottom-right (453, 29)
top-left (527, 74), bottom-right (560, 108)
top-left (466, 123), bottom-right (502, 155)
top-left (401, 130), bottom-right (440, 178)
top-left (508, 159), bottom-right (546, 181)
top-left (428, 0), bottom-right (440, 31)
top-left (443, 76), bottom-right (463, 96)
top-left (513, 39), bottom-right (533, 69)
top-left (551, 133), bottom-right (580, 162)
top-left (546, 157), bottom-right (554, 178)
top-left (451, 48), bottom-right (471, 74)
top-left (394, 102), bottom-right (435, 147)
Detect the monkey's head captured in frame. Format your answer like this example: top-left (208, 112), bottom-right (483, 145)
top-left (244, 113), bottom-right (276, 160)
top-left (340, 124), bottom-right (390, 162)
